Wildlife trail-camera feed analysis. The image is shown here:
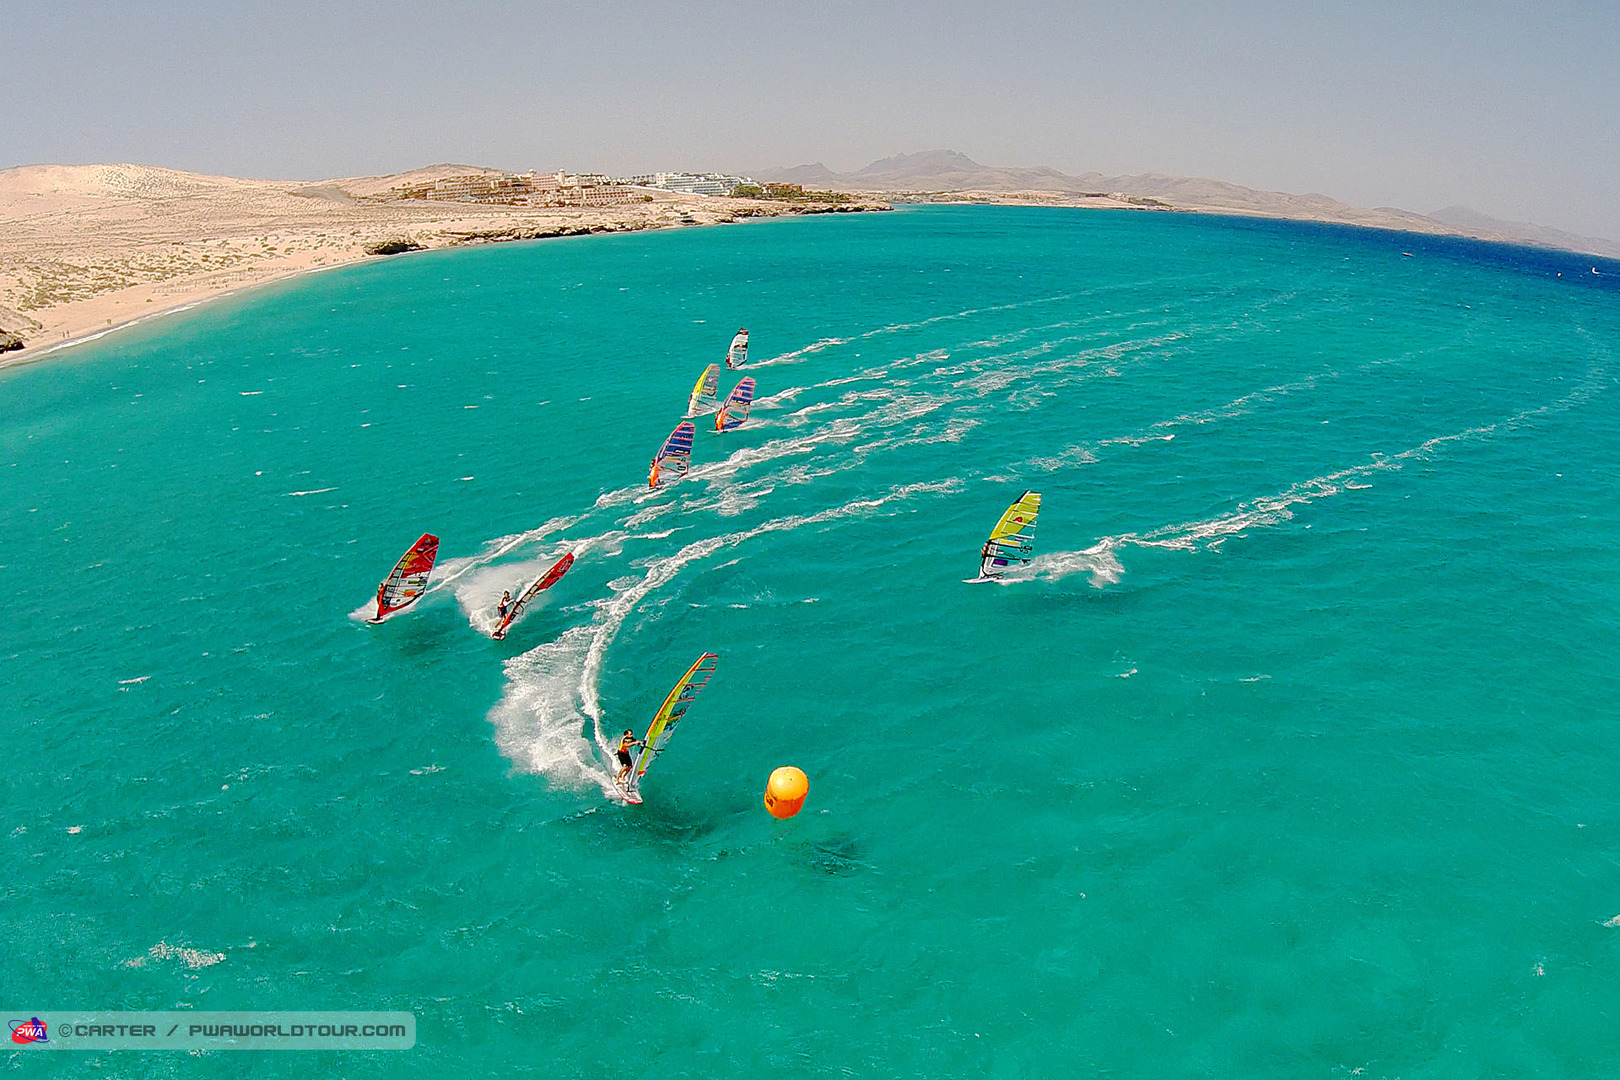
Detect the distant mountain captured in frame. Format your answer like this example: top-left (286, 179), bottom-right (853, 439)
top-left (851, 150), bottom-right (1083, 192)
top-left (765, 161), bottom-right (847, 187)
top-left (1428, 205), bottom-right (1620, 260)
top-left (758, 151), bottom-right (1619, 258)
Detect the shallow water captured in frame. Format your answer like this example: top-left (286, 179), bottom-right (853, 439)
top-left (4, 205), bottom-right (1620, 1077)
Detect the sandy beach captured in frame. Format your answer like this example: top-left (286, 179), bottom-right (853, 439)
top-left (0, 163), bottom-right (887, 368)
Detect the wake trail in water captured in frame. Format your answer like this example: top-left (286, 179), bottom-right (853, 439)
top-left (458, 287), bottom-right (1333, 626)
top-left (407, 281), bottom-right (1382, 628)
top-left (428, 515), bottom-right (582, 594)
top-left (1008, 335), bottom-right (1465, 476)
top-left (488, 479), bottom-right (963, 798)
top-left (1026, 371), bottom-right (1342, 472)
top-left (1018, 359), bottom-right (1612, 587)
top-left (751, 268), bottom-right (1268, 370)
top-left (752, 293), bottom-right (1073, 367)
top-left (474, 274), bottom-right (1516, 780)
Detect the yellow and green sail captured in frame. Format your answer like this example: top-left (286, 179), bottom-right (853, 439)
top-left (979, 490), bottom-right (1041, 578)
top-left (686, 364), bottom-right (720, 417)
top-left (623, 652), bottom-right (719, 802)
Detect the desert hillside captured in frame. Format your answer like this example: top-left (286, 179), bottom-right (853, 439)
top-left (0, 163), bottom-right (883, 360)
top-left (761, 151), bottom-right (1620, 259)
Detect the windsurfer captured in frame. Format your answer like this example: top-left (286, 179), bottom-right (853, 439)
top-left (615, 729), bottom-right (644, 782)
top-left (497, 590), bottom-right (512, 619)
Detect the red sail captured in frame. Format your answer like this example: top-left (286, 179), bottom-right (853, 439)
top-left (373, 534), bottom-right (439, 621)
top-left (492, 553), bottom-right (575, 640)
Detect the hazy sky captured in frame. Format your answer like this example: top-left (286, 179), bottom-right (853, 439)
top-left (5, 1), bottom-right (1617, 240)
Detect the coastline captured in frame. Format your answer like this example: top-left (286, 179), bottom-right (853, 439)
top-left (6, 162), bottom-right (1611, 375)
top-left (0, 163), bottom-right (889, 371)
top-left (0, 258), bottom-right (356, 374)
top-left (887, 188), bottom-right (1620, 260)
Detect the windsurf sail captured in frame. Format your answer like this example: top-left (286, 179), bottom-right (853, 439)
top-left (978, 491), bottom-right (1041, 579)
top-left (685, 363), bottom-right (721, 417)
top-left (648, 420), bottom-right (696, 488)
top-left (726, 328), bottom-right (749, 369)
top-left (714, 377), bottom-right (756, 432)
top-left (620, 652), bottom-right (719, 803)
top-left (491, 552), bottom-right (575, 640)
top-left (371, 533), bottom-right (439, 621)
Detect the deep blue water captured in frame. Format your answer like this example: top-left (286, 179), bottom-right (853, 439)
top-left (4, 205), bottom-right (1620, 1077)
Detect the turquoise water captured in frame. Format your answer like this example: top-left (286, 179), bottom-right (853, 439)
top-left (4, 205), bottom-right (1620, 1077)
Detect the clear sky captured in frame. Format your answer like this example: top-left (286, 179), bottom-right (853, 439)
top-left (5, 1), bottom-right (1617, 241)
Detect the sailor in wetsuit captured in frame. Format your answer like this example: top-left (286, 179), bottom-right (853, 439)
top-left (615, 729), bottom-right (644, 782)
top-left (496, 590), bottom-right (512, 619)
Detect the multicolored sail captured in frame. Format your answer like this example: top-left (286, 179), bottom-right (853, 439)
top-left (619, 652), bottom-right (719, 804)
top-left (686, 363), bottom-right (721, 417)
top-left (648, 420), bottom-right (696, 487)
top-left (726, 328), bottom-right (749, 369)
top-left (978, 491), bottom-right (1041, 579)
top-left (714, 377), bottom-right (756, 432)
top-left (491, 553), bottom-right (574, 640)
top-left (371, 533), bottom-right (439, 622)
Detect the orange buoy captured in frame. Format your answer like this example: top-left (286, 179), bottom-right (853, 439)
top-left (764, 766), bottom-right (809, 819)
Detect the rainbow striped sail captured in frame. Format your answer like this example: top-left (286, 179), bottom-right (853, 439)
top-left (649, 421), bottom-right (696, 487)
top-left (715, 377), bottom-right (756, 432)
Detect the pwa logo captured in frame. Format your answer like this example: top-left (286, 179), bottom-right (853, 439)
top-left (9, 1017), bottom-right (48, 1044)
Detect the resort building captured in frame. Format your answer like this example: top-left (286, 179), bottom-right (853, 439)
top-left (626, 172), bottom-right (757, 196)
top-left (383, 172), bottom-right (639, 207)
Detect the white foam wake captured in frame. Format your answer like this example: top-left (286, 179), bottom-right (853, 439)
top-left (488, 626), bottom-right (613, 794)
top-left (429, 514), bottom-right (582, 593)
top-left (750, 293), bottom-right (1077, 367)
top-left (486, 479), bottom-right (963, 796)
top-left (1027, 371), bottom-right (1339, 472)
